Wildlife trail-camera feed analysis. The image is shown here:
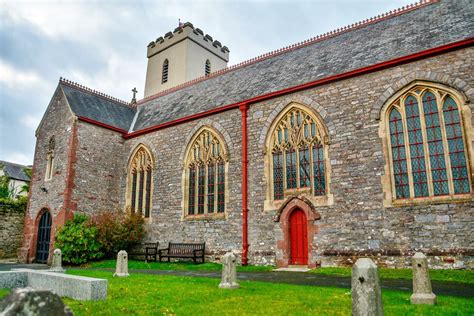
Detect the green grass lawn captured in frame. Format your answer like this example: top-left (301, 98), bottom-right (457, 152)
top-left (86, 259), bottom-right (274, 272)
top-left (57, 270), bottom-right (472, 315)
top-left (87, 260), bottom-right (473, 284)
top-left (1, 270), bottom-right (472, 315)
top-left (0, 288), bottom-right (9, 298)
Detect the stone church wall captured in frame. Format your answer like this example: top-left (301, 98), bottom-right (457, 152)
top-left (72, 121), bottom-right (126, 215)
top-left (120, 112), bottom-right (244, 257)
top-left (119, 47), bottom-right (473, 268)
top-left (19, 90), bottom-right (76, 262)
top-left (244, 47), bottom-right (473, 268)
top-left (20, 47), bottom-right (473, 268)
top-left (0, 204), bottom-right (25, 259)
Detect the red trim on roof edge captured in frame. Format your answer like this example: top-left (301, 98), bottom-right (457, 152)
top-left (124, 37), bottom-right (474, 139)
top-left (137, 0), bottom-right (438, 105)
top-left (77, 116), bottom-right (128, 134)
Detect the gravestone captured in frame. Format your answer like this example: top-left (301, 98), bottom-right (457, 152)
top-left (219, 252), bottom-right (239, 289)
top-left (351, 258), bottom-right (383, 316)
top-left (50, 248), bottom-right (65, 273)
top-left (0, 287), bottom-right (74, 316)
top-left (410, 252), bottom-right (437, 305)
top-left (114, 250), bottom-right (129, 277)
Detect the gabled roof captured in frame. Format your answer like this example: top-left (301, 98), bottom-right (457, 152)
top-left (60, 80), bottom-right (136, 131)
top-left (53, 1), bottom-right (473, 135)
top-left (132, 0), bottom-right (474, 131)
top-left (0, 160), bottom-right (31, 182)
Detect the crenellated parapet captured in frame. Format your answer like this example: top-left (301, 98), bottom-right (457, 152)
top-left (146, 22), bottom-right (229, 62)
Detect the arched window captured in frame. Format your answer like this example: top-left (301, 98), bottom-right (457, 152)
top-left (385, 84), bottom-right (471, 200)
top-left (205, 59), bottom-right (211, 76)
top-left (269, 106), bottom-right (328, 201)
top-left (162, 59), bottom-right (169, 83)
top-left (45, 136), bottom-right (55, 181)
top-left (184, 128), bottom-right (228, 216)
top-left (128, 145), bottom-right (154, 218)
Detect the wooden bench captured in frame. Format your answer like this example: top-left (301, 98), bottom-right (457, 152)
top-left (158, 242), bottom-right (205, 264)
top-left (127, 242), bottom-right (159, 262)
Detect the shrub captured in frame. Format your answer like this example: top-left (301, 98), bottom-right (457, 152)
top-left (0, 197), bottom-right (27, 212)
top-left (55, 213), bottom-right (104, 264)
top-left (91, 211), bottom-right (145, 258)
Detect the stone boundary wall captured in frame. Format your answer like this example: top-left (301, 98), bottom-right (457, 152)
top-left (0, 203), bottom-right (25, 259)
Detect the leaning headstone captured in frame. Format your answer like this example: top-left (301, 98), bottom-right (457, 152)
top-left (410, 252), bottom-right (437, 305)
top-left (114, 250), bottom-right (129, 277)
top-left (219, 252), bottom-right (239, 289)
top-left (351, 258), bottom-right (383, 316)
top-left (50, 248), bottom-right (65, 273)
top-left (0, 287), bottom-right (74, 316)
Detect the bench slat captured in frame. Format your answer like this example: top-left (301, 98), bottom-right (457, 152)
top-left (159, 242), bottom-right (205, 264)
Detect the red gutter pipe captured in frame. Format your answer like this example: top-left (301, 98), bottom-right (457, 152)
top-left (124, 37), bottom-right (473, 139)
top-left (240, 103), bottom-right (249, 265)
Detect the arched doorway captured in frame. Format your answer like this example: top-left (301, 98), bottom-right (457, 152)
top-left (289, 208), bottom-right (308, 265)
top-left (35, 211), bottom-right (52, 263)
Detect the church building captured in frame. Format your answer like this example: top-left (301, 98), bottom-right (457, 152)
top-left (20, 0), bottom-right (473, 268)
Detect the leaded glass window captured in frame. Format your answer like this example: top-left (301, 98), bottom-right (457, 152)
top-left (389, 108), bottom-right (409, 198)
top-left (405, 95), bottom-right (429, 197)
top-left (386, 86), bottom-right (471, 200)
top-left (128, 146), bottom-right (154, 218)
top-left (186, 128), bottom-right (228, 215)
top-left (270, 107), bottom-right (327, 200)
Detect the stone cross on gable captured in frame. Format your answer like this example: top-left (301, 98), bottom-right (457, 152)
top-left (131, 87), bottom-right (138, 104)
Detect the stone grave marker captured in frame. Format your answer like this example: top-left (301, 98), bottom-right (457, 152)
top-left (114, 250), bottom-right (129, 277)
top-left (351, 258), bottom-right (383, 316)
top-left (410, 252), bottom-right (437, 305)
top-left (219, 252), bottom-right (239, 289)
top-left (50, 248), bottom-right (65, 273)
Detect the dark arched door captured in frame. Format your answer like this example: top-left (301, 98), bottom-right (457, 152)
top-left (289, 208), bottom-right (308, 265)
top-left (35, 211), bottom-right (52, 263)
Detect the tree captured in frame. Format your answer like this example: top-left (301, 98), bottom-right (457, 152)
top-left (0, 164), bottom-right (13, 199)
top-left (19, 167), bottom-right (32, 194)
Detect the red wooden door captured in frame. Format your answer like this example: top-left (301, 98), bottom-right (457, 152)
top-left (290, 209), bottom-right (308, 265)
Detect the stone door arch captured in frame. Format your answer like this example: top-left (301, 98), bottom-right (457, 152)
top-left (276, 198), bottom-right (320, 268)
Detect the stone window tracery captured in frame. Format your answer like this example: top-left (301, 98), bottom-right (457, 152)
top-left (269, 107), bottom-right (327, 200)
top-left (385, 85), bottom-right (471, 201)
top-left (128, 146), bottom-right (154, 218)
top-left (45, 136), bottom-right (55, 181)
top-left (185, 128), bottom-right (228, 216)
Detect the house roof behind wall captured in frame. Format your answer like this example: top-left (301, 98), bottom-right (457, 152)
top-left (0, 160), bottom-right (31, 182)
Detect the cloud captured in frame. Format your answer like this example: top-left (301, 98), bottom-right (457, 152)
top-left (1, 151), bottom-right (32, 166)
top-left (0, 59), bottom-right (48, 92)
top-left (1, 1), bottom-right (111, 42)
top-left (20, 114), bottom-right (41, 130)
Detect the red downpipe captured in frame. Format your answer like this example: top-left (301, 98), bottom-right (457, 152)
top-left (240, 103), bottom-right (249, 266)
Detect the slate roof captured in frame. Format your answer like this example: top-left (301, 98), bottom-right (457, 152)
top-left (0, 160), bottom-right (31, 182)
top-left (132, 0), bottom-right (474, 131)
top-left (60, 83), bottom-right (136, 131)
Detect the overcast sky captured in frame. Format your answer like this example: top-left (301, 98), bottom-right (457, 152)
top-left (0, 0), bottom-right (413, 165)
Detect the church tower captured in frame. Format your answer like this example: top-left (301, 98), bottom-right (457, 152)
top-left (144, 22), bottom-right (230, 97)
